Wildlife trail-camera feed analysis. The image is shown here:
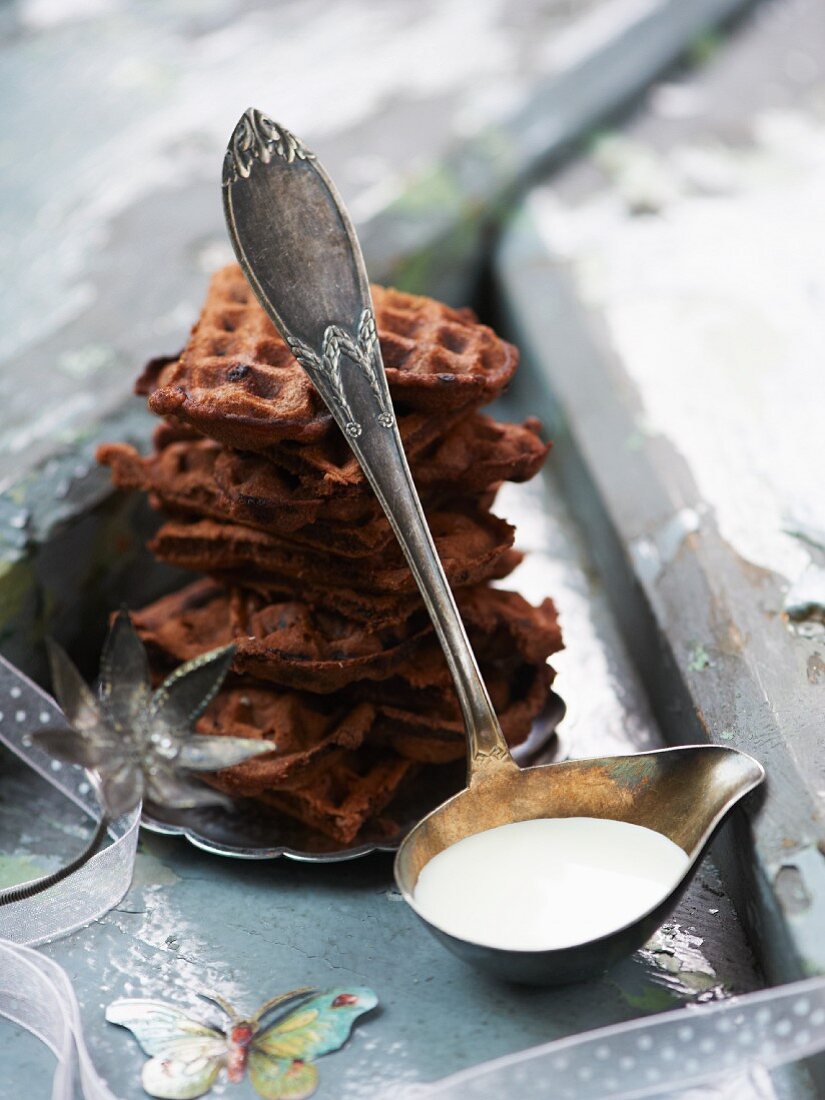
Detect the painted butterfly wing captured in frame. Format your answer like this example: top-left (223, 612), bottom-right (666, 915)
top-left (106, 999), bottom-right (227, 1097)
top-left (106, 998), bottom-right (226, 1058)
top-left (252, 988), bottom-right (378, 1061)
top-left (141, 1054), bottom-right (222, 1100)
top-left (247, 1051), bottom-right (318, 1100)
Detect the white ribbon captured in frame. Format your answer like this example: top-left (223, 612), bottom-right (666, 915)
top-left (411, 973), bottom-right (825, 1099)
top-left (0, 653), bottom-right (139, 1100)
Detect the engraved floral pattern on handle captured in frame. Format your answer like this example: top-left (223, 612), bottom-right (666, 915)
top-left (286, 309), bottom-right (395, 438)
top-left (224, 112), bottom-right (395, 437)
top-left (286, 331), bottom-right (362, 438)
top-left (356, 308), bottom-right (395, 429)
top-left (223, 109), bottom-right (313, 184)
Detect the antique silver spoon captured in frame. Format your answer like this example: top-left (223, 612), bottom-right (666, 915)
top-left (222, 109), bottom-right (764, 983)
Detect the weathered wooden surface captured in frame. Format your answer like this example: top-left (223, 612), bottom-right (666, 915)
top-left (495, 0), bottom-right (825, 1063)
top-left (1, 452), bottom-right (785, 1098)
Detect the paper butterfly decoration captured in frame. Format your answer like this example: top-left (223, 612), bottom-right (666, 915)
top-left (106, 987), bottom-right (377, 1100)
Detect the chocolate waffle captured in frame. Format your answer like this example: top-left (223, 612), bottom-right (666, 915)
top-left (141, 265), bottom-right (518, 450)
top-left (152, 419), bottom-right (201, 450)
top-left (182, 649), bottom-right (556, 844)
top-left (196, 658), bottom-right (554, 840)
top-left (196, 688), bottom-right (375, 795)
top-left (196, 657), bottom-right (552, 792)
top-left (374, 662), bottom-right (555, 763)
top-left (99, 437), bottom-right (493, 555)
top-left (145, 414), bottom-right (464, 492)
top-left (131, 579), bottom-right (562, 694)
top-left (102, 264), bottom-right (561, 845)
top-left (255, 749), bottom-right (414, 844)
top-left (99, 438), bottom-right (225, 525)
top-left (211, 413), bottom-right (549, 506)
top-left (219, 573), bottom-right (425, 629)
top-left (100, 416), bottom-right (546, 535)
top-left (148, 511), bottom-right (519, 599)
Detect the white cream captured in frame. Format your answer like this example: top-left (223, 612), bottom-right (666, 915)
top-left (413, 817), bottom-right (689, 951)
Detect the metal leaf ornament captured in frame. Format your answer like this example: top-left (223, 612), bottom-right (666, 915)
top-left (0, 613), bottom-right (273, 907)
top-left (34, 611), bottom-right (275, 817)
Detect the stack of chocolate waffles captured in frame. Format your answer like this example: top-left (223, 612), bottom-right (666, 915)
top-left (99, 264), bottom-right (563, 845)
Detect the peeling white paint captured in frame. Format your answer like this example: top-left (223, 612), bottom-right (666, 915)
top-left (630, 507), bottom-right (702, 585)
top-left (103, 883), bottom-right (249, 1013)
top-left (638, 921), bottom-right (724, 1000)
top-left (784, 565), bottom-right (825, 634)
top-left (19, 0), bottom-right (124, 29)
top-left (784, 521), bottom-right (825, 632)
top-left (532, 107), bottom-right (825, 584)
top-left (542, 0), bottom-right (659, 72)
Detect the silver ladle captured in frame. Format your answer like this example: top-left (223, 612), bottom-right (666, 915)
top-left (222, 109), bottom-right (765, 984)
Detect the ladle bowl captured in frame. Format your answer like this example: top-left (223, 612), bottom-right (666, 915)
top-left (395, 744), bottom-right (764, 984)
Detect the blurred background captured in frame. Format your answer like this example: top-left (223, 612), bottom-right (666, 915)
top-left (4, 0), bottom-right (806, 478)
top-left (2, 2), bottom-right (825, 1094)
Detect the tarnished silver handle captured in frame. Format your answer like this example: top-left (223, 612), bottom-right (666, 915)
top-left (222, 109), bottom-right (511, 773)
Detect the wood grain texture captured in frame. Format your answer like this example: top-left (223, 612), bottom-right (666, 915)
top-left (495, 2), bottom-right (825, 1077)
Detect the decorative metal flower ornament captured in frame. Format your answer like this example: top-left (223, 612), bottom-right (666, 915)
top-left (0, 612), bottom-right (274, 906)
top-left (36, 611), bottom-right (274, 816)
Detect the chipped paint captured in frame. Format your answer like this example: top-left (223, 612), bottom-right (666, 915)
top-left (612, 980), bottom-right (675, 1013)
top-left (785, 566), bottom-right (825, 633)
top-left (768, 846), bottom-right (825, 979)
top-left (103, 884), bottom-right (251, 1016)
top-left (0, 851), bottom-right (61, 888)
top-left (636, 922), bottom-right (726, 1000)
top-left (530, 104), bottom-right (825, 585)
top-left (774, 864), bottom-right (811, 916)
top-left (783, 521), bottom-right (825, 634)
top-left (687, 643), bottom-right (712, 672)
top-left (591, 132), bottom-right (682, 214)
top-left (131, 843), bottom-right (182, 889)
top-left (1, 0), bottom-right (533, 367)
top-left (630, 507), bottom-right (702, 585)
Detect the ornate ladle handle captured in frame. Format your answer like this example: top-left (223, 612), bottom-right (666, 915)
top-left (222, 109), bottom-right (512, 776)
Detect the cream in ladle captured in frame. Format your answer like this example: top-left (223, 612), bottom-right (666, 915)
top-left (412, 817), bottom-right (689, 952)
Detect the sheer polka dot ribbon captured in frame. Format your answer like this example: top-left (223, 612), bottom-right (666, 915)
top-left (414, 976), bottom-right (825, 1099)
top-left (0, 653), bottom-right (139, 1099)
